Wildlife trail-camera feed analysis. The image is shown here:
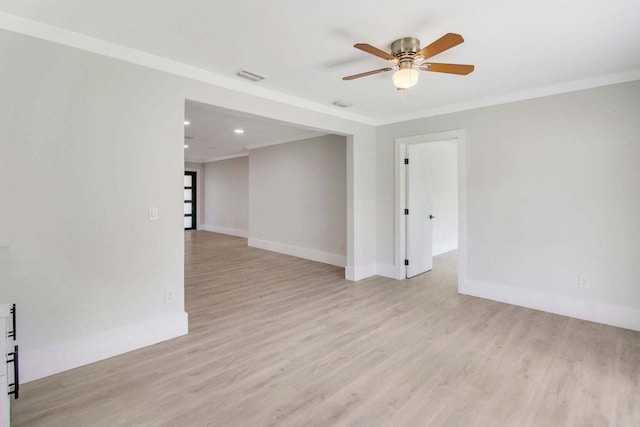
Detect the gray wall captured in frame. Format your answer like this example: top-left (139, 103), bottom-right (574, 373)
top-left (203, 156), bottom-right (249, 235)
top-left (249, 135), bottom-right (347, 260)
top-left (0, 28), bottom-right (375, 381)
top-left (0, 248), bottom-right (9, 303)
top-left (2, 21), bottom-right (637, 383)
top-left (0, 30), bottom-right (187, 379)
top-left (377, 81), bottom-right (640, 312)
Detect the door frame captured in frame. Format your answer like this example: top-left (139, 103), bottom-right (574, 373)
top-left (394, 129), bottom-right (468, 290)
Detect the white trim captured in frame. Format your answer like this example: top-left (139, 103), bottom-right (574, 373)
top-left (375, 263), bottom-right (397, 279)
top-left (248, 238), bottom-right (346, 268)
top-left (1, 12), bottom-right (638, 128)
top-left (245, 133), bottom-right (329, 151)
top-left (433, 244), bottom-right (458, 257)
top-left (0, 12), bottom-right (375, 126)
top-left (22, 311), bottom-right (188, 383)
top-left (345, 135), bottom-right (355, 281)
top-left (201, 225), bottom-right (249, 238)
top-left (378, 69), bottom-right (640, 125)
top-left (462, 278), bottom-right (640, 332)
top-left (394, 130), bottom-right (468, 288)
top-left (201, 153), bottom-right (249, 163)
top-left (346, 264), bottom-right (377, 281)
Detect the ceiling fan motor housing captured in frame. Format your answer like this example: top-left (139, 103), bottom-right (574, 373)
top-left (391, 37), bottom-right (422, 62)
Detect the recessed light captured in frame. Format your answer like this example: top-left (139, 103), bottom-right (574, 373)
top-left (234, 129), bottom-right (244, 134)
top-left (184, 121), bottom-right (190, 125)
top-left (184, 144), bottom-right (189, 148)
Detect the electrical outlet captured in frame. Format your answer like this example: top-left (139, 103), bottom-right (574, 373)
top-left (165, 289), bottom-right (174, 304)
top-left (578, 275), bottom-right (589, 290)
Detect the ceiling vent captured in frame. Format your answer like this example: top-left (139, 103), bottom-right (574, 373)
top-left (332, 99), bottom-right (353, 108)
top-left (236, 69), bottom-right (267, 82)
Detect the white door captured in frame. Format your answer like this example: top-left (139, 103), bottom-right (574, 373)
top-left (406, 144), bottom-right (434, 278)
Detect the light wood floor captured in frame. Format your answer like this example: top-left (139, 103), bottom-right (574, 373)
top-left (12, 231), bottom-right (640, 426)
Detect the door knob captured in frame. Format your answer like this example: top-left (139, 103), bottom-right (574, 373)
top-left (429, 215), bottom-right (435, 219)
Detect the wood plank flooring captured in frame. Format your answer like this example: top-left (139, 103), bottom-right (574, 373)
top-left (12, 231), bottom-right (640, 426)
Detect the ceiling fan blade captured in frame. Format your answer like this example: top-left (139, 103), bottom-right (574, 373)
top-left (354, 43), bottom-right (397, 61)
top-left (343, 67), bottom-right (394, 80)
top-left (415, 33), bottom-right (464, 60)
top-left (420, 63), bottom-right (475, 75)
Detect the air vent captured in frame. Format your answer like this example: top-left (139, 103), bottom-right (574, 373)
top-left (236, 69), bottom-right (267, 82)
top-left (332, 99), bottom-right (353, 108)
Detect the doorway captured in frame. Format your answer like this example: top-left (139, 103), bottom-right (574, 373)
top-left (184, 171), bottom-right (197, 230)
top-left (394, 130), bottom-right (468, 286)
top-left (405, 141), bottom-right (458, 277)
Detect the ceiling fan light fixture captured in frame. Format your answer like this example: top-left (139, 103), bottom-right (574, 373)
top-left (343, 33), bottom-right (473, 87)
top-left (393, 66), bottom-right (419, 89)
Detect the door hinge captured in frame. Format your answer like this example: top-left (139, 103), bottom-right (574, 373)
top-left (404, 208), bottom-right (409, 215)
top-left (404, 158), bottom-right (409, 165)
top-left (404, 259), bottom-right (409, 266)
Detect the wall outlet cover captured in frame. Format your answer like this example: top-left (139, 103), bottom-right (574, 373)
top-left (578, 276), bottom-right (589, 289)
top-left (165, 289), bottom-right (174, 304)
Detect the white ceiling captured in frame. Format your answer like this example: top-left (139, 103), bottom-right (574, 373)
top-left (183, 101), bottom-right (327, 162)
top-left (0, 0), bottom-right (639, 122)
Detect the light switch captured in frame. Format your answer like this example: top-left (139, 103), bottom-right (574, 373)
top-left (149, 207), bottom-right (159, 221)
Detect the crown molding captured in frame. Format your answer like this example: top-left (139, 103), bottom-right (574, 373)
top-left (200, 153), bottom-right (249, 163)
top-left (245, 132), bottom-right (330, 151)
top-left (377, 69), bottom-right (640, 125)
top-left (0, 12), bottom-right (376, 126)
top-left (1, 12), bottom-right (639, 128)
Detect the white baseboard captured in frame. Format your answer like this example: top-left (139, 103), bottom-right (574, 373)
top-left (375, 263), bottom-right (397, 279)
top-left (346, 264), bottom-right (377, 281)
top-left (434, 243), bottom-right (458, 257)
top-left (201, 224), bottom-right (249, 238)
top-left (248, 238), bottom-right (346, 268)
top-left (462, 278), bottom-right (640, 332)
top-left (22, 311), bottom-right (189, 383)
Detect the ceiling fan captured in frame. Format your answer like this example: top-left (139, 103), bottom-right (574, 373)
top-left (343, 33), bottom-right (474, 90)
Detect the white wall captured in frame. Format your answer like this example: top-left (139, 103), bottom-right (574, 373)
top-left (377, 81), bottom-right (640, 331)
top-left (203, 156), bottom-right (249, 237)
top-left (249, 135), bottom-right (347, 266)
top-left (0, 28), bottom-right (377, 381)
top-left (0, 30), bottom-right (188, 381)
top-left (184, 161), bottom-right (204, 229)
top-left (0, 248), bottom-right (9, 304)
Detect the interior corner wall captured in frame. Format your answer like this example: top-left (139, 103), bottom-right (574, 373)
top-left (0, 28), bottom-right (377, 382)
top-left (249, 135), bottom-right (347, 267)
top-left (376, 80), bottom-right (640, 331)
top-left (184, 161), bottom-right (205, 229)
top-left (0, 29), bottom-right (188, 382)
top-left (203, 156), bottom-right (249, 237)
